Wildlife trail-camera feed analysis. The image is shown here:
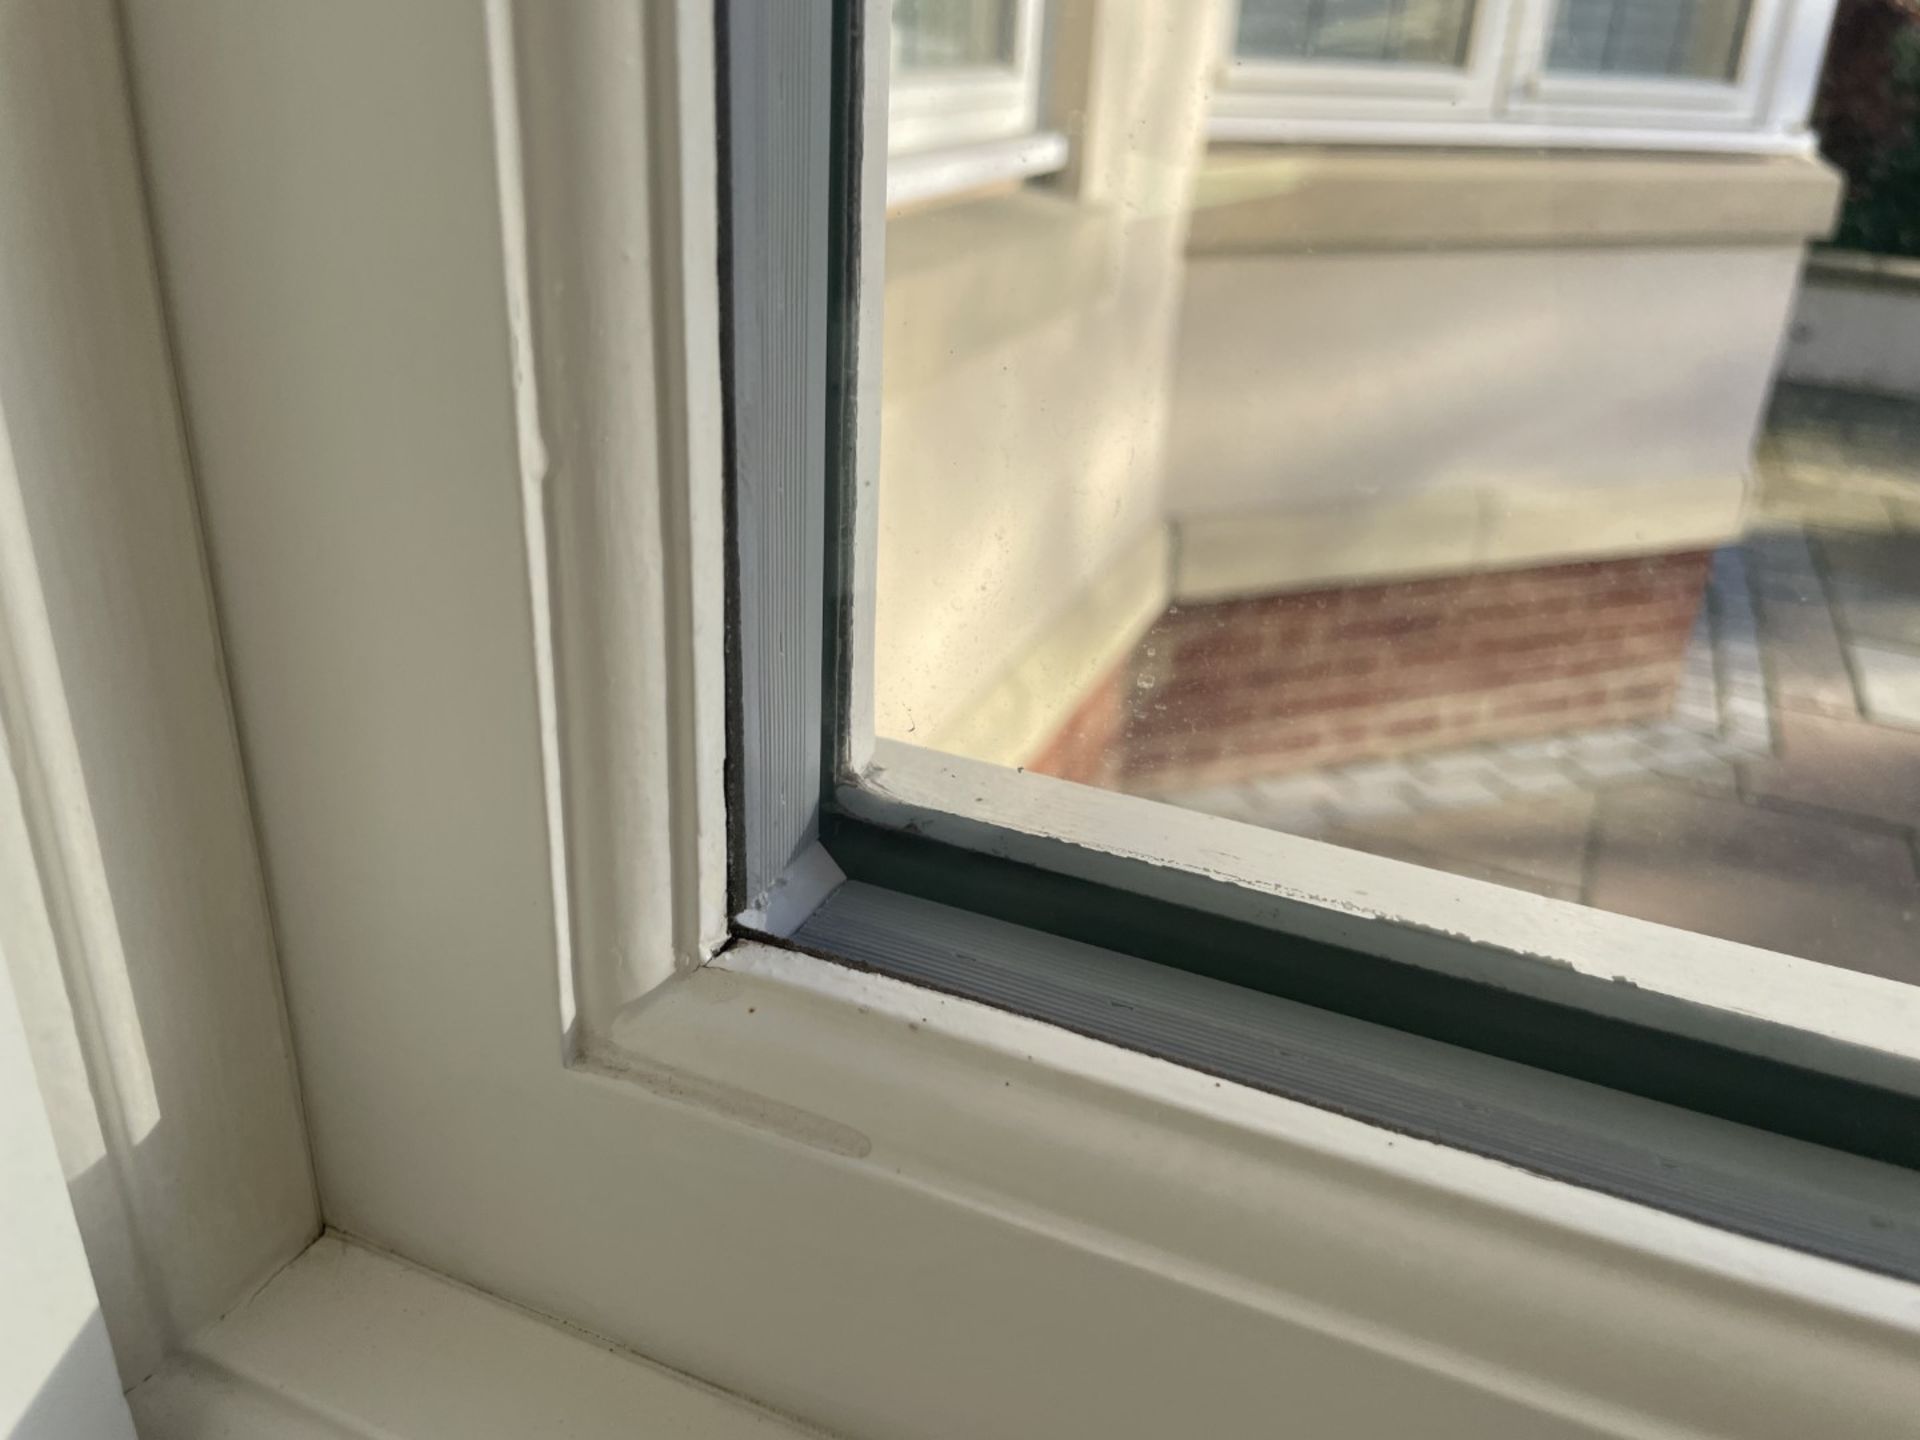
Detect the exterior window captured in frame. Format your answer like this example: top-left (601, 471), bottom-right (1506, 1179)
top-left (1212, 0), bottom-right (1832, 146)
top-left (1547, 0), bottom-right (1753, 79)
top-left (1235, 0), bottom-right (1478, 67)
top-left (887, 0), bottom-right (1068, 203)
top-left (895, 0), bottom-right (1020, 68)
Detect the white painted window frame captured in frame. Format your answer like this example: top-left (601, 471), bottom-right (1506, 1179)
top-left (886, 0), bottom-right (1070, 207)
top-left (888, 0), bottom-right (1048, 155)
top-left (1212, 0), bottom-right (1521, 128)
top-left (1504, 0), bottom-right (1801, 126)
top-left (1210, 0), bottom-right (1840, 151)
top-left (19, 1), bottom-right (1920, 1435)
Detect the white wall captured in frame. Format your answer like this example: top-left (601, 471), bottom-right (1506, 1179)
top-left (874, 0), bottom-right (1219, 746)
top-left (1165, 243), bottom-right (1803, 592)
top-left (874, 14), bottom-right (1826, 740)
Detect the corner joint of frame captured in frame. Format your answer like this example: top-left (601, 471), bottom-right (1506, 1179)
top-left (732, 841), bottom-right (846, 939)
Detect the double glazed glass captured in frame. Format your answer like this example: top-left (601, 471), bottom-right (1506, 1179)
top-left (894, 0), bottom-right (1019, 70)
top-left (870, 5), bottom-right (1920, 992)
top-left (1547, 0), bottom-right (1752, 80)
top-left (1235, 0), bottom-right (1477, 67)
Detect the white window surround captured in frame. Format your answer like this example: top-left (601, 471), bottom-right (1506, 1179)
top-left (887, 0), bottom-right (1069, 207)
top-left (1211, 0), bottom-right (1840, 152)
top-left (141, 942), bottom-right (1920, 1437)
top-left (6, 4), bottom-right (1918, 1439)
top-left (0, 0), bottom-right (318, 1396)
top-left (1215, 0), bottom-right (1522, 129)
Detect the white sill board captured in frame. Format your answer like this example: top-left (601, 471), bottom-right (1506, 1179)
top-left (127, 1234), bottom-right (826, 1440)
top-left (885, 131), bottom-right (1069, 210)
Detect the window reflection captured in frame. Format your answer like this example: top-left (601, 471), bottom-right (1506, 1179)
top-left (873, 1), bottom-right (1920, 984)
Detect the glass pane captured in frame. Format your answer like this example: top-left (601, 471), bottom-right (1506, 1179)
top-left (871, 6), bottom-right (1920, 988)
top-left (1236, 0), bottom-right (1476, 67)
top-left (896, 0), bottom-right (1019, 71)
top-left (1546, 0), bottom-right (1751, 80)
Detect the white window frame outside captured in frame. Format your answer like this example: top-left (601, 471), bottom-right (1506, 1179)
top-left (886, 0), bottom-right (1070, 207)
top-left (1210, 0), bottom-right (1841, 151)
top-left (888, 0), bottom-right (1047, 155)
top-left (1212, 0), bottom-right (1521, 128)
top-left (1504, 0), bottom-right (1797, 126)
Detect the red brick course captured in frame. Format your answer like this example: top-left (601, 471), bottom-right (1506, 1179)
top-left (1027, 551), bottom-right (1712, 793)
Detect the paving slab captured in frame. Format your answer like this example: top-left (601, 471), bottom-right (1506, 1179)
top-left (1327, 792), bottom-right (1596, 899)
top-left (1755, 604), bottom-right (1859, 719)
top-left (1852, 642), bottom-right (1920, 730)
top-left (1811, 530), bottom-right (1920, 649)
top-left (1741, 710), bottom-right (1920, 830)
top-left (1586, 780), bottom-right (1920, 982)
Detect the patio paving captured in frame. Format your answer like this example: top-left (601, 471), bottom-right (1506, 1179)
top-left (1853, 642), bottom-right (1920, 729)
top-left (1584, 781), bottom-right (1920, 985)
top-left (1174, 383), bottom-right (1920, 985)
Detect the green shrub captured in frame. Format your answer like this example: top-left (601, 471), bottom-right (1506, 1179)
top-left (1819, 0), bottom-right (1920, 255)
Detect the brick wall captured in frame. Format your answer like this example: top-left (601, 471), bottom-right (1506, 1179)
top-left (1030, 551), bottom-right (1712, 793)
